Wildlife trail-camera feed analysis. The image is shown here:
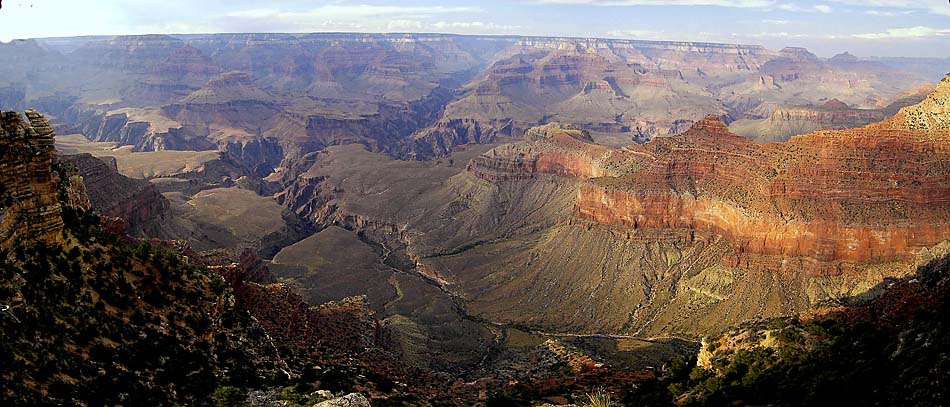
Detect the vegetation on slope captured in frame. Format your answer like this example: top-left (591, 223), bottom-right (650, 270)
top-left (667, 256), bottom-right (950, 406)
top-left (0, 206), bottom-right (293, 405)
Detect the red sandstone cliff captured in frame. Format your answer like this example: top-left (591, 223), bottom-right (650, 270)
top-left (467, 76), bottom-right (950, 274)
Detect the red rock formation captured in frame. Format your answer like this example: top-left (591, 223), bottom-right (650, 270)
top-left (467, 123), bottom-right (619, 181)
top-left (468, 77), bottom-right (950, 274)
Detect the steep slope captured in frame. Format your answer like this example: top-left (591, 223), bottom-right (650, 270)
top-left (60, 153), bottom-right (169, 233)
top-left (881, 73), bottom-right (950, 131)
top-left (0, 110), bottom-right (291, 405)
top-left (670, 254), bottom-right (950, 406)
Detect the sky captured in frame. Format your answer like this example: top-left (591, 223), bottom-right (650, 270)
top-left (0, 0), bottom-right (948, 57)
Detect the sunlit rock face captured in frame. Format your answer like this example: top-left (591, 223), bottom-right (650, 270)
top-left (439, 80), bottom-right (949, 335)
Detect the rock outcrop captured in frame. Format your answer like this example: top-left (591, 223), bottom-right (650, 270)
top-left (71, 107), bottom-right (216, 152)
top-left (884, 73), bottom-right (950, 131)
top-left (313, 393), bottom-right (371, 407)
top-left (466, 122), bottom-right (618, 181)
top-left (573, 114), bottom-right (950, 271)
top-left (0, 110), bottom-right (65, 247)
top-left (216, 256), bottom-right (380, 354)
top-left (61, 153), bottom-right (169, 233)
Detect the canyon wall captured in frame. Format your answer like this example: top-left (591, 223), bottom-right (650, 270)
top-left (4, 33), bottom-right (940, 165)
top-left (0, 110), bottom-right (66, 247)
top-left (442, 78), bottom-right (950, 334)
top-left (61, 153), bottom-right (169, 233)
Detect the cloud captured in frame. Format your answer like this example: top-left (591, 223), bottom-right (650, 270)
top-left (383, 20), bottom-right (522, 34)
top-left (777, 3), bottom-right (834, 13)
top-left (823, 0), bottom-right (950, 16)
top-left (852, 26), bottom-right (950, 40)
top-left (216, 4), bottom-right (490, 34)
top-left (538, 0), bottom-right (773, 8)
top-left (431, 21), bottom-right (522, 31)
top-left (540, 0), bottom-right (843, 15)
top-left (606, 29), bottom-right (670, 39)
top-left (225, 5), bottom-right (479, 21)
top-left (739, 31), bottom-right (838, 39)
top-left (864, 9), bottom-right (913, 16)
top-left (606, 28), bottom-right (727, 42)
top-left (762, 19), bottom-right (791, 25)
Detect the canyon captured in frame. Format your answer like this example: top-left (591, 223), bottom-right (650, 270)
top-left (2, 31), bottom-right (949, 406)
top-left (3, 31), bottom-right (945, 341)
top-left (280, 75), bottom-right (950, 338)
top-left (1, 34), bottom-right (941, 166)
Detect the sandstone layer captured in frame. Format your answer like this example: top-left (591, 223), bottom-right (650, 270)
top-left (0, 110), bottom-right (65, 247)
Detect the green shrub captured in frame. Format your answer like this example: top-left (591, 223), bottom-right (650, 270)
top-left (579, 388), bottom-right (612, 407)
top-left (212, 386), bottom-right (246, 407)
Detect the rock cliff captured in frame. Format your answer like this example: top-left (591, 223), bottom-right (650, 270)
top-left (61, 153), bottom-right (169, 233)
top-left (441, 77), bottom-right (950, 334)
top-left (0, 110), bottom-right (66, 247)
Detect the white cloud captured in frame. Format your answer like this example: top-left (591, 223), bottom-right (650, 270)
top-left (538, 0), bottom-right (773, 8)
top-left (606, 28), bottom-right (727, 42)
top-left (431, 21), bottom-right (522, 31)
top-left (852, 26), bottom-right (950, 40)
top-left (225, 5), bottom-right (479, 22)
top-left (740, 31), bottom-right (838, 39)
top-left (824, 0), bottom-right (950, 16)
top-left (777, 3), bottom-right (834, 13)
top-left (606, 29), bottom-right (670, 39)
top-left (541, 0), bottom-right (840, 13)
top-left (217, 4), bottom-right (497, 34)
top-left (762, 19), bottom-right (791, 25)
top-left (864, 9), bottom-right (913, 16)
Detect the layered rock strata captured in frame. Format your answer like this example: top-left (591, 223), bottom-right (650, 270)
top-left (61, 153), bottom-right (169, 232)
top-left (471, 112), bottom-right (950, 273)
top-left (0, 110), bottom-right (65, 247)
top-left (452, 77), bottom-right (950, 333)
